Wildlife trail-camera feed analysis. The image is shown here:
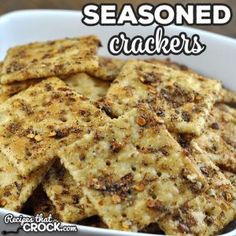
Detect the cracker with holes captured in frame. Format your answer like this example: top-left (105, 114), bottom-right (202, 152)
top-left (0, 36), bottom-right (101, 84)
top-left (159, 143), bottom-right (236, 236)
top-left (88, 57), bottom-right (125, 81)
top-left (65, 73), bottom-right (110, 103)
top-left (0, 77), bottom-right (108, 176)
top-left (43, 161), bottom-right (96, 223)
top-left (0, 152), bottom-right (52, 212)
top-left (191, 104), bottom-right (236, 173)
top-left (106, 61), bottom-right (221, 135)
top-left (59, 106), bottom-right (207, 231)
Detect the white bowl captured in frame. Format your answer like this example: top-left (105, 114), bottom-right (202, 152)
top-left (0, 10), bottom-right (235, 236)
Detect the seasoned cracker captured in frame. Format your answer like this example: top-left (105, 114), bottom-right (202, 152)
top-left (43, 161), bottom-right (96, 223)
top-left (88, 57), bottom-right (125, 81)
top-left (65, 73), bottom-right (110, 103)
top-left (0, 36), bottom-right (101, 84)
top-left (192, 104), bottom-right (236, 173)
top-left (218, 88), bottom-right (236, 105)
top-left (106, 60), bottom-right (221, 135)
top-left (59, 106), bottom-right (207, 231)
top-left (0, 77), bottom-right (108, 176)
top-left (159, 144), bottom-right (236, 236)
top-left (0, 152), bottom-right (52, 212)
top-left (166, 104), bottom-right (236, 234)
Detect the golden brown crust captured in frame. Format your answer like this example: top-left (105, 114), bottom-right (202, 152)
top-left (0, 36), bottom-right (101, 84)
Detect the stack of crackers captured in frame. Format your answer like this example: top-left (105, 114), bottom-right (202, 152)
top-left (0, 35), bottom-right (235, 236)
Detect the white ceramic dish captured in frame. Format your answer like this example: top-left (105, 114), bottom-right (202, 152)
top-left (0, 10), bottom-right (235, 236)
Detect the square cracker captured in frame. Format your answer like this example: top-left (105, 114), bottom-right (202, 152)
top-left (191, 104), bottom-right (236, 173)
top-left (159, 144), bottom-right (236, 235)
top-left (88, 57), bottom-right (125, 81)
top-left (0, 36), bottom-right (101, 84)
top-left (106, 60), bottom-right (221, 135)
top-left (0, 77), bottom-right (108, 176)
top-left (0, 152), bottom-right (52, 212)
top-left (43, 161), bottom-right (96, 223)
top-left (59, 105), bottom-right (207, 231)
top-left (217, 88), bottom-right (236, 105)
top-left (65, 73), bottom-right (110, 103)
